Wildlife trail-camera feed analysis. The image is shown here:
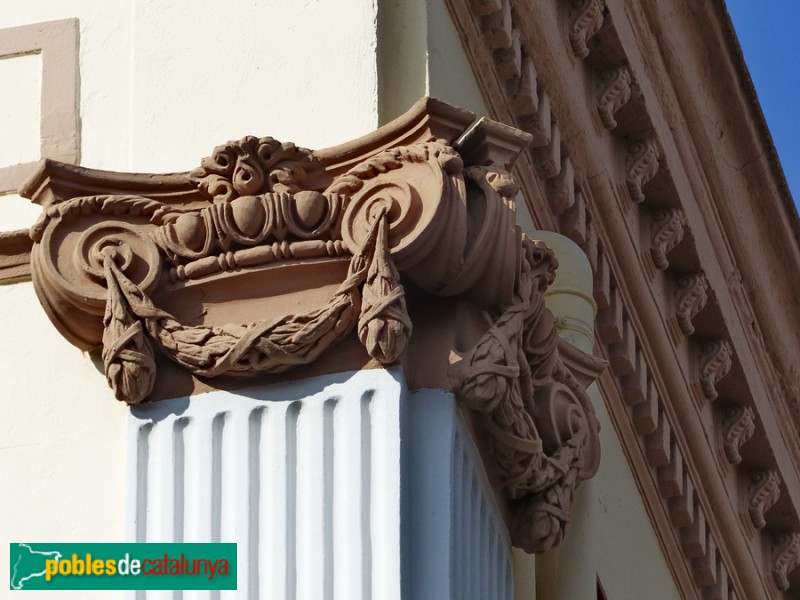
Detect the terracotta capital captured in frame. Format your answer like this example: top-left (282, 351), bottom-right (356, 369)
top-left (22, 97), bottom-right (605, 555)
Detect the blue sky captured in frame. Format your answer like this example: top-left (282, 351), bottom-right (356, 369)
top-left (726, 1), bottom-right (800, 207)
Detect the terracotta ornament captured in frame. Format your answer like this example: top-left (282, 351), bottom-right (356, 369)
top-left (650, 208), bottom-right (686, 271)
top-left (698, 339), bottom-right (733, 401)
top-left (747, 470), bottom-right (780, 530)
top-left (772, 532), bottom-right (800, 592)
top-left (568, 0), bottom-right (606, 59)
top-left (22, 98), bottom-right (605, 556)
top-left (674, 272), bottom-right (708, 337)
top-left (722, 405), bottom-right (755, 465)
top-left (625, 138), bottom-right (660, 204)
top-left (597, 66), bottom-right (634, 130)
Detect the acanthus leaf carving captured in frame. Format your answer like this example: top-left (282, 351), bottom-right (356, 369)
top-left (698, 339), bottom-right (733, 401)
top-left (568, 0), bottom-right (606, 59)
top-left (674, 272), bottom-right (708, 336)
top-left (189, 135), bottom-right (320, 202)
top-left (449, 236), bottom-right (603, 553)
top-left (772, 531), bottom-right (800, 592)
top-left (625, 138), bottom-right (660, 204)
top-left (650, 208), bottom-right (686, 271)
top-left (723, 404), bottom-right (756, 465)
top-left (597, 66), bottom-right (635, 130)
top-left (748, 470), bottom-right (781, 530)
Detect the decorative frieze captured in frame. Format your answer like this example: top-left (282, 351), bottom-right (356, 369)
top-left (722, 405), bottom-right (755, 465)
top-left (568, 0), bottom-right (606, 59)
top-left (597, 66), bottom-right (634, 130)
top-left (772, 532), bottom-right (800, 592)
top-left (747, 470), bottom-right (780, 530)
top-left (625, 139), bottom-right (660, 204)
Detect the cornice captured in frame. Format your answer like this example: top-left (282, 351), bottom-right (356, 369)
top-left (444, 0), bottom-right (800, 597)
top-left (21, 97), bottom-right (606, 557)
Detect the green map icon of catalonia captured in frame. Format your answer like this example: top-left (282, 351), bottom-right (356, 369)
top-left (10, 544), bottom-right (62, 590)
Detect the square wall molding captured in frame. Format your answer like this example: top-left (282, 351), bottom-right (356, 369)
top-left (0, 18), bottom-right (79, 194)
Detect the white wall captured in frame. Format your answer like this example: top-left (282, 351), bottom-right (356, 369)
top-left (1, 0), bottom-right (379, 227)
top-left (0, 282), bottom-right (126, 599)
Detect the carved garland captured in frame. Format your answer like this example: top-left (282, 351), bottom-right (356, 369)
top-left (98, 202), bottom-right (406, 403)
top-left (27, 113), bottom-right (604, 556)
top-left (449, 237), bottom-right (601, 553)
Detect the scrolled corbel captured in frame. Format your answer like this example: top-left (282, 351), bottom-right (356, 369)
top-left (449, 233), bottom-right (603, 554)
top-left (569, 0), bottom-right (606, 59)
top-left (23, 98), bottom-right (607, 557)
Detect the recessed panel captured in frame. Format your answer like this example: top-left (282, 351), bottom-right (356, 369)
top-left (0, 52), bottom-right (41, 166)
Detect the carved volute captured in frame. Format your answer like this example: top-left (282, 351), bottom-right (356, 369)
top-left (21, 97), bottom-right (605, 555)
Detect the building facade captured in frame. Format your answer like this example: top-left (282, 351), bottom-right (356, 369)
top-left (2, 1), bottom-right (799, 599)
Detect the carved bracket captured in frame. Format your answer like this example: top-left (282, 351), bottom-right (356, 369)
top-left (22, 97), bottom-right (605, 555)
top-left (625, 138), bottom-right (660, 204)
top-left (650, 207), bottom-right (686, 272)
top-left (568, 0), bottom-right (606, 59)
top-left (773, 532), bottom-right (800, 592)
top-left (698, 339), bottom-right (733, 401)
top-left (597, 66), bottom-right (636, 130)
top-left (449, 237), bottom-right (605, 553)
top-left (748, 470), bottom-right (781, 530)
top-left (671, 272), bottom-right (708, 341)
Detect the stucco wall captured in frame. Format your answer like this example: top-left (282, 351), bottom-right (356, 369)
top-left (0, 282), bottom-right (126, 598)
top-left (1, 1), bottom-right (380, 596)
